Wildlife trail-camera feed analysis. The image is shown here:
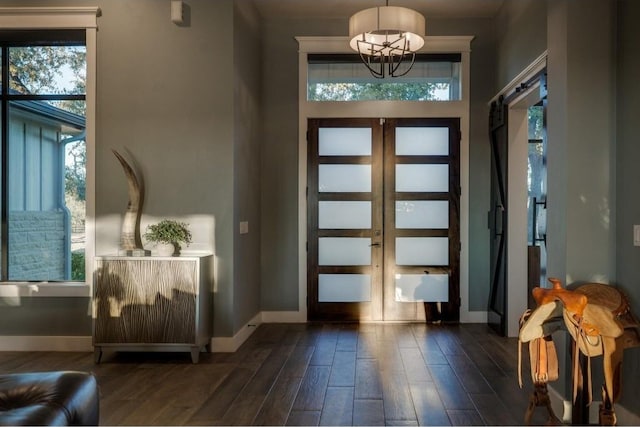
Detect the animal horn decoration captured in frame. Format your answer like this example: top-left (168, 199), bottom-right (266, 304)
top-left (112, 149), bottom-right (146, 254)
top-left (518, 277), bottom-right (640, 425)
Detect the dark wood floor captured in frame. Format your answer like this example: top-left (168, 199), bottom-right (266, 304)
top-left (0, 323), bottom-right (549, 426)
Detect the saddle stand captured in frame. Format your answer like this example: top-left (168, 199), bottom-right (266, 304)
top-left (518, 278), bottom-right (640, 425)
top-left (525, 383), bottom-right (562, 425)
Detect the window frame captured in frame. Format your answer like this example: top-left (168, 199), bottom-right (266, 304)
top-left (0, 7), bottom-right (99, 297)
top-left (307, 53), bottom-right (463, 102)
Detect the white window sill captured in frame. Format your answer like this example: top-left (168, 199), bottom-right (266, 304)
top-left (0, 282), bottom-right (90, 298)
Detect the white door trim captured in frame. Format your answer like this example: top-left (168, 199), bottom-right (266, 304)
top-left (491, 53), bottom-right (548, 336)
top-left (296, 36), bottom-right (475, 322)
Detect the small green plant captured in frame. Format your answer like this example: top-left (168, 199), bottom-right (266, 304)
top-left (144, 219), bottom-right (192, 250)
top-left (71, 250), bottom-right (85, 281)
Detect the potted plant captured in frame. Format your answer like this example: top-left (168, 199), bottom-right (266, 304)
top-left (144, 219), bottom-right (192, 256)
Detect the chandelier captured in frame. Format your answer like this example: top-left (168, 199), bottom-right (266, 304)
top-left (348, 2), bottom-right (425, 78)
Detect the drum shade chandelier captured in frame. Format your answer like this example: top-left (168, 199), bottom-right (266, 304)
top-left (349, 1), bottom-right (425, 78)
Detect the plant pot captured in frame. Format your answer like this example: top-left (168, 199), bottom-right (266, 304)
top-left (155, 242), bottom-right (175, 257)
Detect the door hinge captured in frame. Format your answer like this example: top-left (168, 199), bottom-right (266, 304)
top-left (306, 130), bottom-right (309, 142)
top-left (306, 241), bottom-right (309, 252)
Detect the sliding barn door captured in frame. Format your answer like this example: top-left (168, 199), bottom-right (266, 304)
top-left (488, 99), bottom-right (508, 335)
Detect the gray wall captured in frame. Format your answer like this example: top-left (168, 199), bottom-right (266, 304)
top-left (616, 0), bottom-right (640, 415)
top-left (546, 0), bottom-right (618, 408)
top-left (547, 0), bottom-right (616, 285)
top-left (233, 0), bottom-right (262, 332)
top-left (493, 0), bottom-right (547, 91)
top-left (94, 0), bottom-right (240, 338)
top-left (0, 297), bottom-right (91, 335)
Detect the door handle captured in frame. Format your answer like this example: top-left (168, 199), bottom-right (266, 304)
top-left (369, 242), bottom-right (381, 247)
top-left (492, 203), bottom-right (504, 237)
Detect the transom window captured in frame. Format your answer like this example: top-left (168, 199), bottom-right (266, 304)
top-left (307, 53), bottom-right (461, 102)
top-left (1, 30), bottom-right (87, 282)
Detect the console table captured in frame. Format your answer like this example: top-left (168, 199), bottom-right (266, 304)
top-left (92, 254), bottom-right (213, 363)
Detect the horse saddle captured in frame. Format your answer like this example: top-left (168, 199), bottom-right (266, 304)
top-left (518, 278), bottom-right (640, 425)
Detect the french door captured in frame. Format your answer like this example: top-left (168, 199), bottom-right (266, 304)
top-left (307, 118), bottom-right (460, 322)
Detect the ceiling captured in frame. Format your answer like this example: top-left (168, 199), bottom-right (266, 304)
top-left (252, 0), bottom-right (506, 20)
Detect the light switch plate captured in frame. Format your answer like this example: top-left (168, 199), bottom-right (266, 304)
top-left (635, 225), bottom-right (640, 247)
top-left (171, 0), bottom-right (184, 24)
top-left (240, 221), bottom-right (249, 234)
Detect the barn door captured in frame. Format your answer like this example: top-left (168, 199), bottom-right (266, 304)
top-left (488, 99), bottom-right (508, 335)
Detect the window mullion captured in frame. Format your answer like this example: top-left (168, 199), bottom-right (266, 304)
top-left (1, 45), bottom-right (8, 281)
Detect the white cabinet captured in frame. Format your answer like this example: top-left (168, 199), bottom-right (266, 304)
top-left (93, 254), bottom-right (213, 363)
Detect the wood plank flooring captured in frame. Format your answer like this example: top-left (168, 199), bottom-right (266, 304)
top-left (0, 323), bottom-right (550, 426)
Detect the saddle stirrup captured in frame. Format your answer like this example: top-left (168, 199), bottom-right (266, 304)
top-left (525, 383), bottom-right (562, 426)
top-left (599, 385), bottom-right (617, 426)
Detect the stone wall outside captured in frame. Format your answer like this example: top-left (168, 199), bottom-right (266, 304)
top-left (7, 211), bottom-right (66, 280)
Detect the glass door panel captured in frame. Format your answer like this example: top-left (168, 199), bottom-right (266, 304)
top-left (319, 165), bottom-right (371, 192)
top-left (396, 200), bottom-right (449, 229)
top-left (318, 201), bottom-right (372, 229)
top-left (319, 274), bottom-right (372, 302)
top-left (395, 274), bottom-right (449, 302)
top-left (396, 237), bottom-right (449, 266)
top-left (396, 164), bottom-right (449, 192)
top-left (318, 238), bottom-right (371, 265)
top-left (396, 127), bottom-right (449, 156)
top-left (319, 127), bottom-right (372, 155)
top-left (527, 103), bottom-right (547, 308)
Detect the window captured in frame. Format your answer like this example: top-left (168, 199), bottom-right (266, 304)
top-left (527, 103), bottom-right (547, 287)
top-left (307, 53), bottom-right (461, 101)
top-left (1, 30), bottom-right (87, 282)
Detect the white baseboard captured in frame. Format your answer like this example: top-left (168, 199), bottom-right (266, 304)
top-left (209, 312), bottom-right (262, 353)
top-left (209, 311), bottom-right (304, 353)
top-left (209, 311), bottom-right (308, 353)
top-left (0, 335), bottom-right (92, 352)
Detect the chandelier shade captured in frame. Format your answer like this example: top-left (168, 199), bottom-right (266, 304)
top-left (349, 6), bottom-right (425, 78)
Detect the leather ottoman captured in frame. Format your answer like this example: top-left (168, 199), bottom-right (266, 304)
top-left (0, 371), bottom-right (99, 426)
